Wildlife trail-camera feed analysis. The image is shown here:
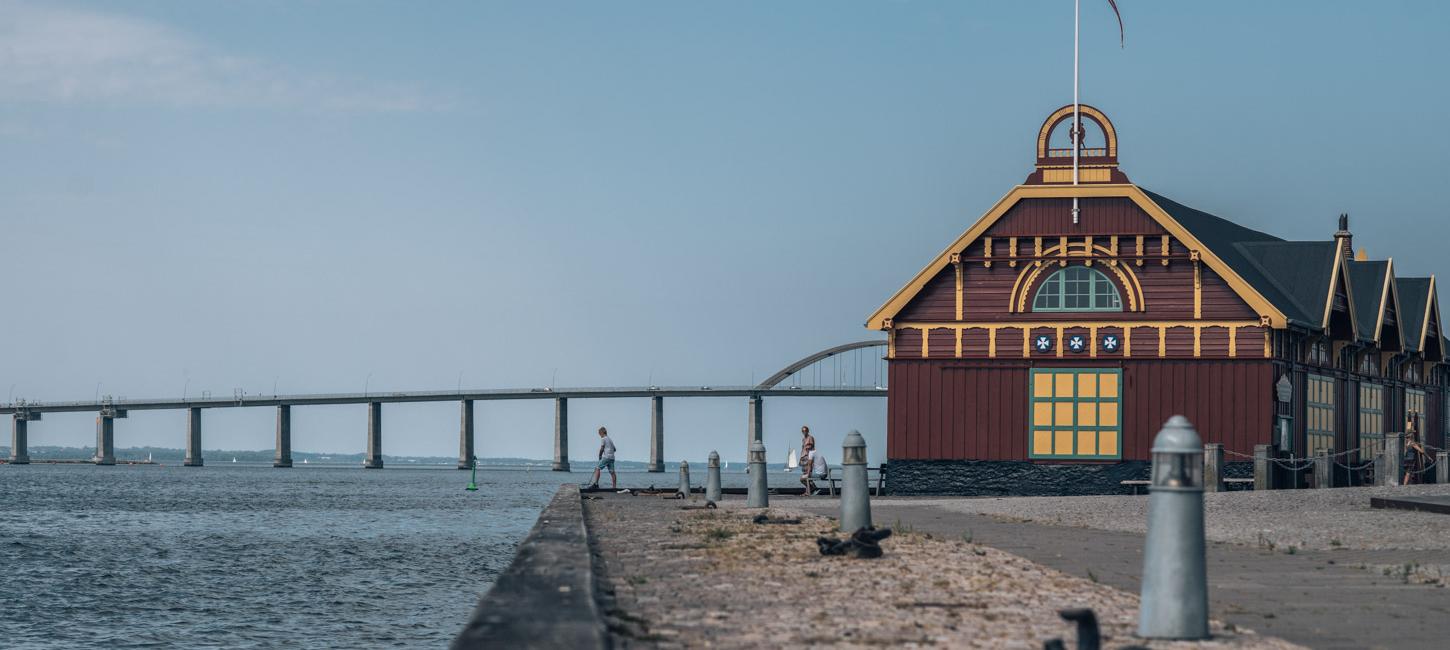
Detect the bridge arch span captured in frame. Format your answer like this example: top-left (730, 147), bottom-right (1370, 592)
top-left (756, 340), bottom-right (887, 390)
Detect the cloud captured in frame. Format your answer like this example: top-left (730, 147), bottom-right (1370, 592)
top-left (0, 1), bottom-right (447, 112)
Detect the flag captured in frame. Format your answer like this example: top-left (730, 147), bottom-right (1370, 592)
top-left (1107, 0), bottom-right (1125, 47)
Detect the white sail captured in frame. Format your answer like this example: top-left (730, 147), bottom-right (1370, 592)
top-left (785, 447), bottom-right (798, 472)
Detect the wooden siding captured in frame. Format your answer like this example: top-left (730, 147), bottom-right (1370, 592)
top-left (887, 358), bottom-right (1275, 460)
top-left (986, 197), bottom-right (1160, 236)
top-left (893, 198), bottom-right (1260, 324)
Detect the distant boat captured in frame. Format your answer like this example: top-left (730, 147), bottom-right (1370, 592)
top-left (302, 459), bottom-right (308, 464)
top-left (231, 457), bottom-right (237, 463)
top-left (722, 461), bottom-right (729, 470)
top-left (785, 447), bottom-right (798, 472)
top-left (146, 452), bottom-right (152, 463)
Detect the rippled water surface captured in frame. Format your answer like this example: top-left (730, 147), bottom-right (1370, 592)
top-left (0, 463), bottom-right (584, 649)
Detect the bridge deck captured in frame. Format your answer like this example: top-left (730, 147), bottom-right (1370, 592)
top-left (0, 386), bottom-right (885, 414)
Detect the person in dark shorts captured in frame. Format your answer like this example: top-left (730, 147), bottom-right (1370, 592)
top-left (587, 426), bottom-right (617, 490)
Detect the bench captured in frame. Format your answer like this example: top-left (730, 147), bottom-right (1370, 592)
top-left (1121, 477), bottom-right (1255, 494)
top-left (809, 465), bottom-right (888, 497)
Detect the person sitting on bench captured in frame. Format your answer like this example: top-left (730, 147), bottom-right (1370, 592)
top-left (800, 446), bottom-right (828, 495)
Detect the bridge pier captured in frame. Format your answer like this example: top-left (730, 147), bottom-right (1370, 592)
top-left (364, 401), bottom-right (383, 469)
top-left (747, 395), bottom-right (763, 445)
top-left (648, 396), bottom-right (664, 472)
top-left (274, 405), bottom-right (292, 467)
top-left (552, 397), bottom-right (570, 472)
top-left (9, 413), bottom-right (33, 464)
top-left (458, 399), bottom-right (474, 469)
top-left (95, 413), bottom-right (117, 465)
top-left (184, 407), bottom-right (204, 467)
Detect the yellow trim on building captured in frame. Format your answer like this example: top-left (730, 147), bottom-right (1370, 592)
top-left (864, 184), bottom-right (1289, 330)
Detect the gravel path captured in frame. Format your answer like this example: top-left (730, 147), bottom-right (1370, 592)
top-left (888, 484), bottom-right (1450, 552)
top-left (585, 493), bottom-right (1298, 649)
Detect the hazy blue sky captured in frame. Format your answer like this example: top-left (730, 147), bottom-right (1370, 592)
top-left (3, 1), bottom-right (1446, 463)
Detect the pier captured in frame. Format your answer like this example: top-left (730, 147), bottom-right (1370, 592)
top-left (5, 341), bottom-right (885, 468)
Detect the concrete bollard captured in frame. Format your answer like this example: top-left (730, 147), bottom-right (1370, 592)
top-left (1203, 443), bottom-right (1224, 493)
top-left (678, 460), bottom-right (691, 496)
top-left (1438, 452), bottom-right (1449, 486)
top-left (706, 451), bottom-right (722, 502)
top-left (1384, 433), bottom-right (1404, 486)
top-left (1253, 444), bottom-right (1272, 491)
top-left (1313, 448), bottom-right (1332, 488)
top-left (839, 430), bottom-right (872, 532)
top-left (1138, 416), bottom-right (1209, 640)
top-left (746, 441), bottom-right (768, 508)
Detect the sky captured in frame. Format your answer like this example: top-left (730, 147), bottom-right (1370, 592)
top-left (2, 1), bottom-right (1447, 464)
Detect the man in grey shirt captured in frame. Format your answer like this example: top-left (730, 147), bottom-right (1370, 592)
top-left (587, 426), bottom-right (617, 490)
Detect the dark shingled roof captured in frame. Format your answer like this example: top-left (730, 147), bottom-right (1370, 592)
top-left (1397, 277), bottom-right (1432, 352)
top-left (1140, 189), bottom-right (1337, 328)
top-left (1346, 260), bottom-right (1390, 344)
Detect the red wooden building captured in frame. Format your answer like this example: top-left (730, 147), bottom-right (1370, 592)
top-left (869, 106), bottom-right (1446, 495)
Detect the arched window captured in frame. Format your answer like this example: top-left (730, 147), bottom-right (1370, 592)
top-left (1032, 266), bottom-right (1123, 312)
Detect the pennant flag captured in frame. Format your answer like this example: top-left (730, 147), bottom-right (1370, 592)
top-left (1107, 0), bottom-right (1125, 47)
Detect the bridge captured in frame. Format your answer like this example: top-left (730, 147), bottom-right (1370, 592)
top-left (2, 340), bottom-right (887, 470)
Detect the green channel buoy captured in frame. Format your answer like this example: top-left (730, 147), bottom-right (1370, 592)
top-left (465, 457), bottom-right (478, 491)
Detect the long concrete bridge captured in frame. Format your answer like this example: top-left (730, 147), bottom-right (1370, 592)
top-left (3, 341), bottom-right (886, 470)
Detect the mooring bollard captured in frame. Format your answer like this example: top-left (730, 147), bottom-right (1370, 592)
top-left (1203, 443), bottom-right (1224, 493)
top-left (1437, 451), bottom-right (1449, 485)
top-left (1314, 448), bottom-right (1333, 488)
top-left (678, 460), bottom-right (691, 496)
top-left (706, 451), bottom-right (722, 502)
top-left (746, 440), bottom-right (768, 508)
top-left (1138, 416), bottom-right (1209, 640)
top-left (839, 430), bottom-right (872, 532)
top-left (1253, 444), bottom-right (1272, 491)
top-left (1385, 433), bottom-right (1405, 486)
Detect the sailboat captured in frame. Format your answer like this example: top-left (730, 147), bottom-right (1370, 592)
top-left (785, 447), bottom-right (798, 472)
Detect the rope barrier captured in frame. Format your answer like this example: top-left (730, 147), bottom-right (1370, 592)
top-left (1268, 458), bottom-right (1316, 472)
top-left (1409, 459), bottom-right (1439, 475)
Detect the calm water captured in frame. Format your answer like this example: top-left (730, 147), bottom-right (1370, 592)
top-left (0, 463), bottom-right (584, 649)
top-left (0, 462), bottom-right (805, 649)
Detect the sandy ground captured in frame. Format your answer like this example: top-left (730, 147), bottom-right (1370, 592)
top-left (585, 494), bottom-right (1300, 649)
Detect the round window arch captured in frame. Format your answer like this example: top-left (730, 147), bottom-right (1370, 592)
top-left (1032, 266), bottom-right (1123, 312)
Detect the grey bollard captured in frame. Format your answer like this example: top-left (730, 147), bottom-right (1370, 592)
top-left (1438, 452), bottom-right (1449, 485)
top-left (1313, 448), bottom-right (1332, 488)
top-left (706, 451), bottom-right (722, 502)
top-left (1384, 433), bottom-right (1404, 486)
top-left (1253, 444), bottom-right (1272, 491)
top-left (839, 430), bottom-right (872, 532)
top-left (1138, 416), bottom-right (1209, 640)
top-left (678, 460), bottom-right (691, 496)
top-left (1203, 443), bottom-right (1224, 493)
top-left (746, 440), bottom-right (768, 508)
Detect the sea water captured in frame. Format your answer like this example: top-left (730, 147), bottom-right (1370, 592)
top-left (0, 462), bottom-right (807, 648)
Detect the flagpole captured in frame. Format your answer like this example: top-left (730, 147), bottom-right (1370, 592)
top-left (1072, 0), bottom-right (1080, 225)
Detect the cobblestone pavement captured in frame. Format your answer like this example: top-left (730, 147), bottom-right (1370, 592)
top-left (791, 493), bottom-right (1450, 650)
top-left (584, 493), bottom-right (1297, 649)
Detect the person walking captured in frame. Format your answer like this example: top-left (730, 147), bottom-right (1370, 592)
top-left (587, 426), bottom-right (617, 490)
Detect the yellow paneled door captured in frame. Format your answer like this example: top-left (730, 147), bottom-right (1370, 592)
top-left (1029, 368), bottom-right (1123, 460)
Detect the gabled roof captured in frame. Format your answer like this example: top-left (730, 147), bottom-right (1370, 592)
top-left (1141, 190), bottom-right (1343, 330)
top-left (1346, 260), bottom-right (1391, 344)
top-left (1397, 277), bottom-right (1434, 353)
top-left (864, 184), bottom-right (1290, 329)
top-left (1234, 241), bottom-right (1341, 329)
